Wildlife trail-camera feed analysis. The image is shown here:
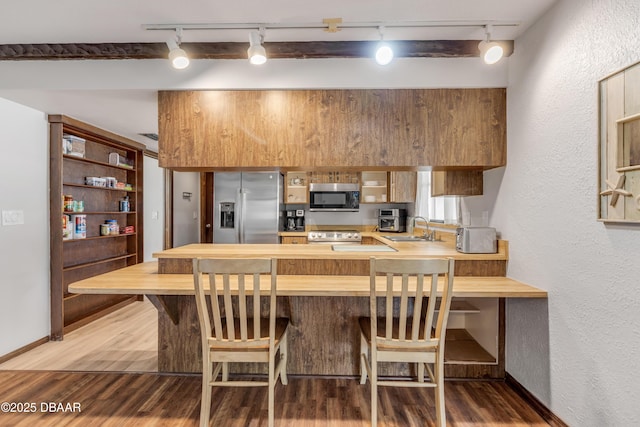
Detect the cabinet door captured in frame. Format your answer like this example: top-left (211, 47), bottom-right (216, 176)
top-left (389, 171), bottom-right (416, 202)
top-left (281, 236), bottom-right (307, 244)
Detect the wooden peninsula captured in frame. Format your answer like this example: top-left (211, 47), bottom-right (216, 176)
top-left (69, 234), bottom-right (547, 379)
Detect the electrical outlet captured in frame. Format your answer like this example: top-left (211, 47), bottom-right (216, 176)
top-left (152, 211), bottom-right (159, 220)
top-left (2, 210), bottom-right (25, 226)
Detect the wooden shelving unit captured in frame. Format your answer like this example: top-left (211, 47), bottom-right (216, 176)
top-left (49, 114), bottom-right (145, 339)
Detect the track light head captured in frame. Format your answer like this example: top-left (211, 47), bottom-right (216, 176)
top-left (479, 25), bottom-right (504, 64)
top-left (375, 26), bottom-right (394, 65)
top-left (375, 43), bottom-right (394, 65)
top-left (166, 29), bottom-right (189, 69)
top-left (248, 30), bottom-right (267, 65)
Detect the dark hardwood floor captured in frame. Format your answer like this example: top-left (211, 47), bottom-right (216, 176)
top-left (0, 371), bottom-right (549, 426)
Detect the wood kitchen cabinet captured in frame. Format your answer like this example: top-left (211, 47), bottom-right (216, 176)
top-left (432, 170), bottom-right (483, 196)
top-left (280, 236), bottom-right (308, 244)
top-left (284, 171), bottom-right (308, 204)
top-left (361, 171), bottom-right (416, 203)
top-left (389, 171), bottom-right (416, 202)
top-left (158, 89), bottom-right (506, 170)
top-left (48, 115), bottom-right (144, 340)
top-left (361, 171), bottom-right (388, 203)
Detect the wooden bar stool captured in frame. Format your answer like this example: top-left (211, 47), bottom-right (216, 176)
top-left (359, 257), bottom-right (455, 427)
top-left (192, 258), bottom-right (289, 427)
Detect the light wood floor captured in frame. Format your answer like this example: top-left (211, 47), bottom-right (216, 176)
top-left (0, 300), bottom-right (552, 426)
top-left (0, 298), bottom-right (158, 371)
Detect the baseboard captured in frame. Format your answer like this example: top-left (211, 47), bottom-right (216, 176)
top-left (0, 336), bottom-right (49, 365)
top-left (505, 372), bottom-right (569, 427)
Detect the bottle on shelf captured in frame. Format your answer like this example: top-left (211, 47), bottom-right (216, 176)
top-left (119, 195), bottom-right (130, 212)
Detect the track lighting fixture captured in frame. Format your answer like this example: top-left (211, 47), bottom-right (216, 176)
top-left (374, 26), bottom-right (394, 65)
top-left (248, 29), bottom-right (267, 65)
top-left (146, 20), bottom-right (517, 67)
top-left (478, 25), bottom-right (504, 64)
top-left (166, 28), bottom-right (189, 69)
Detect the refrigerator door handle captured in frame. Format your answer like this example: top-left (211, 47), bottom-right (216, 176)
top-left (239, 188), bottom-right (247, 243)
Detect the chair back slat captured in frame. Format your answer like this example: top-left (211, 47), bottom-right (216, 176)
top-left (398, 273), bottom-right (409, 340)
top-left (410, 273), bottom-right (424, 341)
top-left (370, 257), bottom-right (455, 350)
top-left (253, 273), bottom-right (261, 340)
top-left (207, 274), bottom-right (224, 342)
top-left (223, 273), bottom-right (235, 340)
top-left (385, 273), bottom-right (394, 338)
top-left (193, 258), bottom-right (276, 350)
top-left (237, 274), bottom-right (248, 341)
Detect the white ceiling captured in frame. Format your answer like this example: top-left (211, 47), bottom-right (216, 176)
top-left (0, 0), bottom-right (557, 151)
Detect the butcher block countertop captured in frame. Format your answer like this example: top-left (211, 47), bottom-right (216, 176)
top-left (152, 238), bottom-right (508, 261)
top-left (68, 261), bottom-right (546, 298)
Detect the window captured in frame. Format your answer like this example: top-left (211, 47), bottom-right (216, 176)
top-left (415, 171), bottom-right (460, 224)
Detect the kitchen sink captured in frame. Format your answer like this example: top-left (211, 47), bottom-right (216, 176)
top-left (382, 235), bottom-right (429, 242)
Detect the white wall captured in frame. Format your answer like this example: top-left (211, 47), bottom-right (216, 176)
top-left (172, 172), bottom-right (200, 247)
top-left (143, 156), bottom-right (165, 261)
top-left (488, 0), bottom-right (640, 425)
top-left (0, 98), bottom-right (50, 355)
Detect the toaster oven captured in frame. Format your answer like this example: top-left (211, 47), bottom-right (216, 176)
top-left (455, 227), bottom-right (497, 253)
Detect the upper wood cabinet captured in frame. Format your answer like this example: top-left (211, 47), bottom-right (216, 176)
top-left (389, 171), bottom-right (416, 202)
top-left (158, 89), bottom-right (506, 171)
top-left (361, 171), bottom-right (388, 203)
top-left (285, 171), bottom-right (309, 204)
top-left (431, 170), bottom-right (483, 196)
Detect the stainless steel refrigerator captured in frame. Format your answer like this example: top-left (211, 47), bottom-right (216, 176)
top-left (213, 172), bottom-right (283, 243)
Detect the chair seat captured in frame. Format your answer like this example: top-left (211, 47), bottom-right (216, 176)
top-left (359, 317), bottom-right (438, 351)
top-left (209, 317), bottom-right (289, 350)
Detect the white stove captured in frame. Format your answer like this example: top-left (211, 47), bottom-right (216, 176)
top-left (307, 230), bottom-right (362, 244)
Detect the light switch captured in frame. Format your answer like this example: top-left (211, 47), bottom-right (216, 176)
top-left (2, 210), bottom-right (25, 226)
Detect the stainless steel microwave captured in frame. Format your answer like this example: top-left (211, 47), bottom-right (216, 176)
top-left (309, 183), bottom-right (360, 212)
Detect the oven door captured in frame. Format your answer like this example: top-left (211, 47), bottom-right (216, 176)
top-left (309, 190), bottom-right (360, 212)
top-left (378, 216), bottom-right (400, 232)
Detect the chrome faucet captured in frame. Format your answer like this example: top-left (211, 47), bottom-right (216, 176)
top-left (412, 216), bottom-right (435, 240)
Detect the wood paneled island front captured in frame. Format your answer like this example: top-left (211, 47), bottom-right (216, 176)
top-left (70, 236), bottom-right (547, 379)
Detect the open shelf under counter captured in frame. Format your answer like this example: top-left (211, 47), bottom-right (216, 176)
top-left (444, 329), bottom-right (496, 364)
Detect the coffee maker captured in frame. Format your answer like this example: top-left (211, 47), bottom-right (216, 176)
top-left (286, 210), bottom-right (297, 231)
top-left (285, 210), bottom-right (305, 231)
top-left (295, 209), bottom-right (305, 231)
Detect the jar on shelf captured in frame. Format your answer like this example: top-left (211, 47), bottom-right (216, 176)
top-left (105, 219), bottom-right (119, 235)
top-left (63, 195), bottom-right (74, 212)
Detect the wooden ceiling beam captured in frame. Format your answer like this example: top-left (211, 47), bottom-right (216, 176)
top-left (0, 40), bottom-right (513, 60)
